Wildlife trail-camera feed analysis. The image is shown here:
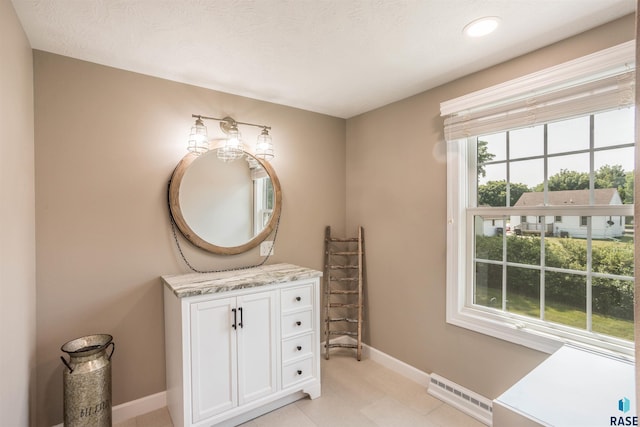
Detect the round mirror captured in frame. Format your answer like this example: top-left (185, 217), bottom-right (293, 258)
top-left (169, 150), bottom-right (282, 255)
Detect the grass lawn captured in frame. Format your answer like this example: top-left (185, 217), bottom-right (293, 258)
top-left (476, 290), bottom-right (634, 341)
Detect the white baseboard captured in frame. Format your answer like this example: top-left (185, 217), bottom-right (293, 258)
top-left (324, 336), bottom-right (431, 387)
top-left (361, 342), bottom-right (431, 387)
top-left (51, 390), bottom-right (167, 427)
top-left (111, 390), bottom-right (167, 423)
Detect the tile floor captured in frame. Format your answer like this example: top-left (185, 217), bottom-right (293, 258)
top-left (116, 350), bottom-right (486, 427)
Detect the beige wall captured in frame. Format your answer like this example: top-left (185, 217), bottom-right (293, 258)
top-left (0, 0), bottom-right (36, 426)
top-left (33, 52), bottom-right (346, 425)
top-left (345, 14), bottom-right (636, 399)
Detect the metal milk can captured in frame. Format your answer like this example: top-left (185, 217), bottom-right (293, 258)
top-left (60, 334), bottom-right (115, 427)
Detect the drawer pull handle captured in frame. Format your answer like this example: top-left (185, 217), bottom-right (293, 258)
top-left (296, 346), bottom-right (302, 351)
top-left (296, 321), bottom-right (302, 326)
top-left (297, 370), bottom-right (302, 375)
top-left (296, 296), bottom-right (301, 301)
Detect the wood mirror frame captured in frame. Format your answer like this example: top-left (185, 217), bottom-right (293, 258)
top-left (168, 150), bottom-right (282, 255)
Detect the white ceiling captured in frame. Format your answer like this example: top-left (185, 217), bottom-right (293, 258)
top-left (11, 0), bottom-right (636, 118)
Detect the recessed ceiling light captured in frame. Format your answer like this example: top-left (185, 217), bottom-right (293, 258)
top-left (464, 17), bottom-right (500, 38)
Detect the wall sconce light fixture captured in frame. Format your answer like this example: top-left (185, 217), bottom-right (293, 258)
top-left (187, 114), bottom-right (275, 161)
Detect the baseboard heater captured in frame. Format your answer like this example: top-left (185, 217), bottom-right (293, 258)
top-left (427, 373), bottom-right (492, 426)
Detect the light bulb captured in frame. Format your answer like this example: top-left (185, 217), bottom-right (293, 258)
top-left (255, 128), bottom-right (274, 160)
top-left (187, 118), bottom-right (209, 154)
top-left (217, 126), bottom-right (244, 162)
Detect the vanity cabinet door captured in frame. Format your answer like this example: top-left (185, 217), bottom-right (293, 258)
top-left (236, 291), bottom-right (277, 404)
top-left (189, 291), bottom-right (278, 424)
top-left (190, 297), bottom-right (237, 423)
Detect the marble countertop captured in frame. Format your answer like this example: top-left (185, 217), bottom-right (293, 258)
top-left (162, 263), bottom-right (323, 298)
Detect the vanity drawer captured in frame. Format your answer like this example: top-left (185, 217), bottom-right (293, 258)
top-left (281, 310), bottom-right (312, 338)
top-left (282, 333), bottom-right (313, 363)
top-left (282, 356), bottom-right (314, 388)
top-left (281, 284), bottom-right (313, 312)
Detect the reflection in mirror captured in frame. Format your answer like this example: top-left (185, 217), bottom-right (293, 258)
top-left (169, 150), bottom-right (281, 255)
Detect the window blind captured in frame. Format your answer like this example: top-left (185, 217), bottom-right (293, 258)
top-left (441, 41), bottom-right (635, 141)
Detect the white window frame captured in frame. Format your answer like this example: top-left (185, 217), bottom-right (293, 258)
top-left (444, 43), bottom-right (636, 359)
top-left (253, 176), bottom-right (273, 235)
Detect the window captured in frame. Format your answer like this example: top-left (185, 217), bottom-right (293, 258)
top-left (252, 164), bottom-right (274, 235)
top-left (443, 42), bottom-right (635, 357)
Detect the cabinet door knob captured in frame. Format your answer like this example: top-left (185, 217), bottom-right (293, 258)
top-left (296, 296), bottom-right (301, 301)
top-left (297, 370), bottom-right (302, 375)
top-left (296, 321), bottom-right (302, 326)
top-left (296, 346), bottom-right (302, 351)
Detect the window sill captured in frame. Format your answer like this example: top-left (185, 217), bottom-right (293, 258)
top-left (447, 305), bottom-right (563, 355)
top-left (447, 304), bottom-right (635, 360)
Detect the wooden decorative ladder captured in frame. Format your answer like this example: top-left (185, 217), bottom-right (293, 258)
top-left (323, 225), bottom-right (364, 361)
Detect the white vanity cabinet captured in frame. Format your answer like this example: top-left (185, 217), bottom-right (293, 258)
top-left (162, 264), bottom-right (322, 427)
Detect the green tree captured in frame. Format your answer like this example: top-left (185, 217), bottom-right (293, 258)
top-left (537, 169), bottom-right (590, 192)
top-left (595, 164), bottom-right (626, 191)
top-left (623, 171), bottom-right (634, 204)
top-left (477, 140), bottom-right (495, 178)
top-left (478, 180), bottom-right (530, 206)
top-left (593, 164), bottom-right (632, 204)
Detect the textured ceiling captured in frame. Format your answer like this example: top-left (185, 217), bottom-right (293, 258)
top-left (11, 0), bottom-right (636, 118)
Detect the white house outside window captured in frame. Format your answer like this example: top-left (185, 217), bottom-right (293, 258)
top-left (442, 42), bottom-right (635, 357)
